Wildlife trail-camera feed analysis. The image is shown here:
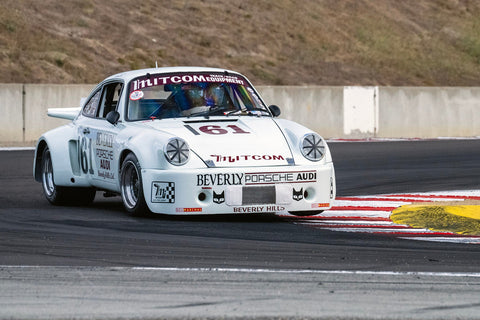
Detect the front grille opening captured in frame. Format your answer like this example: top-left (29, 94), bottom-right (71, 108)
top-left (242, 186), bottom-right (276, 205)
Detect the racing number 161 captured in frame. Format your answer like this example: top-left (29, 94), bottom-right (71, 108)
top-left (186, 124), bottom-right (250, 135)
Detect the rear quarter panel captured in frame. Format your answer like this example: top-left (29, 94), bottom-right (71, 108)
top-left (34, 124), bottom-right (90, 187)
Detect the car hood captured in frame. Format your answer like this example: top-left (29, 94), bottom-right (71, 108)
top-left (143, 117), bottom-right (293, 167)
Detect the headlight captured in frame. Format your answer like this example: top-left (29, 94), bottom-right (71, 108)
top-left (300, 133), bottom-right (325, 161)
top-left (164, 138), bottom-right (190, 166)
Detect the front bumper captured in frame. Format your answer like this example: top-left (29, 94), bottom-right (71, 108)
top-left (142, 164), bottom-right (336, 215)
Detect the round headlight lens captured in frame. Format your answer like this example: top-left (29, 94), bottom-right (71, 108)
top-left (300, 133), bottom-right (325, 161)
top-left (164, 138), bottom-right (190, 166)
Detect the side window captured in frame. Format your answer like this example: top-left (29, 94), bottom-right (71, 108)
top-left (82, 90), bottom-right (101, 117)
top-left (97, 82), bottom-right (123, 119)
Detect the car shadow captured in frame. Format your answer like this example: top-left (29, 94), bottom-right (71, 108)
top-left (146, 212), bottom-right (285, 223)
top-left (90, 193), bottom-right (293, 223)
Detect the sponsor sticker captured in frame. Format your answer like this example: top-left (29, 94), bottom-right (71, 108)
top-left (96, 132), bottom-right (114, 148)
top-left (152, 182), bottom-right (175, 203)
top-left (311, 203), bottom-right (330, 208)
top-left (196, 173), bottom-right (243, 186)
top-left (93, 131), bottom-right (115, 180)
top-left (131, 73), bottom-right (245, 91)
top-left (245, 171), bottom-right (316, 185)
top-left (176, 207), bottom-right (202, 213)
top-left (213, 191), bottom-right (225, 204)
top-left (293, 188), bottom-right (303, 201)
top-left (130, 90), bottom-right (144, 101)
top-left (195, 170), bottom-right (317, 186)
top-left (233, 205), bottom-right (286, 213)
top-left (210, 154), bottom-right (284, 163)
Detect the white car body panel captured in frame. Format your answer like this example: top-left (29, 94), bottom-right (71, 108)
top-left (141, 117), bottom-right (293, 168)
top-left (142, 164), bottom-right (335, 215)
top-left (34, 67), bottom-right (336, 215)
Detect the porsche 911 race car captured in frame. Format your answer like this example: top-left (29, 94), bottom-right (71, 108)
top-left (34, 67), bottom-right (336, 216)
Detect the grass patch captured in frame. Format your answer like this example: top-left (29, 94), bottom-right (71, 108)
top-left (2, 0), bottom-right (480, 85)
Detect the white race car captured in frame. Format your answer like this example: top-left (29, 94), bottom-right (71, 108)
top-left (34, 67), bottom-right (336, 216)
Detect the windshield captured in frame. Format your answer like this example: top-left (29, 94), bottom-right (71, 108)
top-left (127, 72), bottom-right (269, 120)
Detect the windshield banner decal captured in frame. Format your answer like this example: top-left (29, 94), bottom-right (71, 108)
top-left (131, 73), bottom-right (245, 91)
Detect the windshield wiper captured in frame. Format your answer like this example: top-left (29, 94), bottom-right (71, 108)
top-left (188, 105), bottom-right (229, 118)
top-left (226, 108), bottom-right (270, 117)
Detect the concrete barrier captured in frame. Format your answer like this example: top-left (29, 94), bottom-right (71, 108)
top-left (378, 87), bottom-right (480, 138)
top-left (0, 84), bottom-right (479, 147)
top-left (342, 86), bottom-right (378, 138)
top-left (0, 84), bottom-right (24, 146)
top-left (257, 86), bottom-right (343, 138)
top-left (24, 84), bottom-right (94, 145)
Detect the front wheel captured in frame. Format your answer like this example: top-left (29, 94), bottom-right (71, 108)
top-left (120, 153), bottom-right (149, 216)
top-left (41, 147), bottom-right (95, 205)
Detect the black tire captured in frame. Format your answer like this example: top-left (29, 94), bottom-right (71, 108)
top-left (41, 147), bottom-right (96, 206)
top-left (288, 210), bottom-right (324, 217)
top-left (120, 153), bottom-right (150, 216)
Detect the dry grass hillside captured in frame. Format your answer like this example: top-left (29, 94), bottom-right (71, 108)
top-left (1, 0), bottom-right (480, 85)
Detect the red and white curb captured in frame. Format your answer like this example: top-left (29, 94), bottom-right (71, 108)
top-left (284, 190), bottom-right (480, 244)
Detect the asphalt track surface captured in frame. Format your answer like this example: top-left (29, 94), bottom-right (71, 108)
top-left (1, 140), bottom-right (480, 319)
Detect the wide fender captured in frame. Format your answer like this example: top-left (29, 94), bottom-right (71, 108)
top-left (274, 119), bottom-right (333, 165)
top-left (117, 128), bottom-right (206, 170)
top-left (34, 124), bottom-right (90, 187)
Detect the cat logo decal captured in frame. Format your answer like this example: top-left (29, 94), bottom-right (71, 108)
top-left (293, 188), bottom-right (303, 201)
top-left (213, 190), bottom-right (225, 204)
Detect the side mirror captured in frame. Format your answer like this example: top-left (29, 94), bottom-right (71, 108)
top-left (268, 105), bottom-right (281, 117)
top-left (106, 111), bottom-right (120, 125)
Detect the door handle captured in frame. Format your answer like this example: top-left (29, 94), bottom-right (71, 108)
top-left (83, 128), bottom-right (90, 134)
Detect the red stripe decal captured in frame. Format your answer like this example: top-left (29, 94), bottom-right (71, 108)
top-left (336, 197), bottom-right (431, 203)
top-left (329, 206), bottom-right (397, 211)
top-left (317, 224), bottom-right (411, 229)
top-left (295, 216), bottom-right (392, 222)
top-left (382, 194), bottom-right (480, 201)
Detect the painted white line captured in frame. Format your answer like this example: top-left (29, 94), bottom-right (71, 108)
top-left (131, 267), bottom-right (480, 278)
top-left (0, 147), bottom-right (35, 151)
top-left (399, 237), bottom-right (480, 244)
top-left (2, 265), bottom-right (480, 278)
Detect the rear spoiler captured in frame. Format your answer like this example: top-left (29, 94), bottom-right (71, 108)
top-left (47, 107), bottom-right (81, 120)
top-left (47, 97), bottom-right (85, 120)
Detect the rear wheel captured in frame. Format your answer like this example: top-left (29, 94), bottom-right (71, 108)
top-left (120, 153), bottom-right (149, 216)
top-left (41, 147), bottom-right (95, 205)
